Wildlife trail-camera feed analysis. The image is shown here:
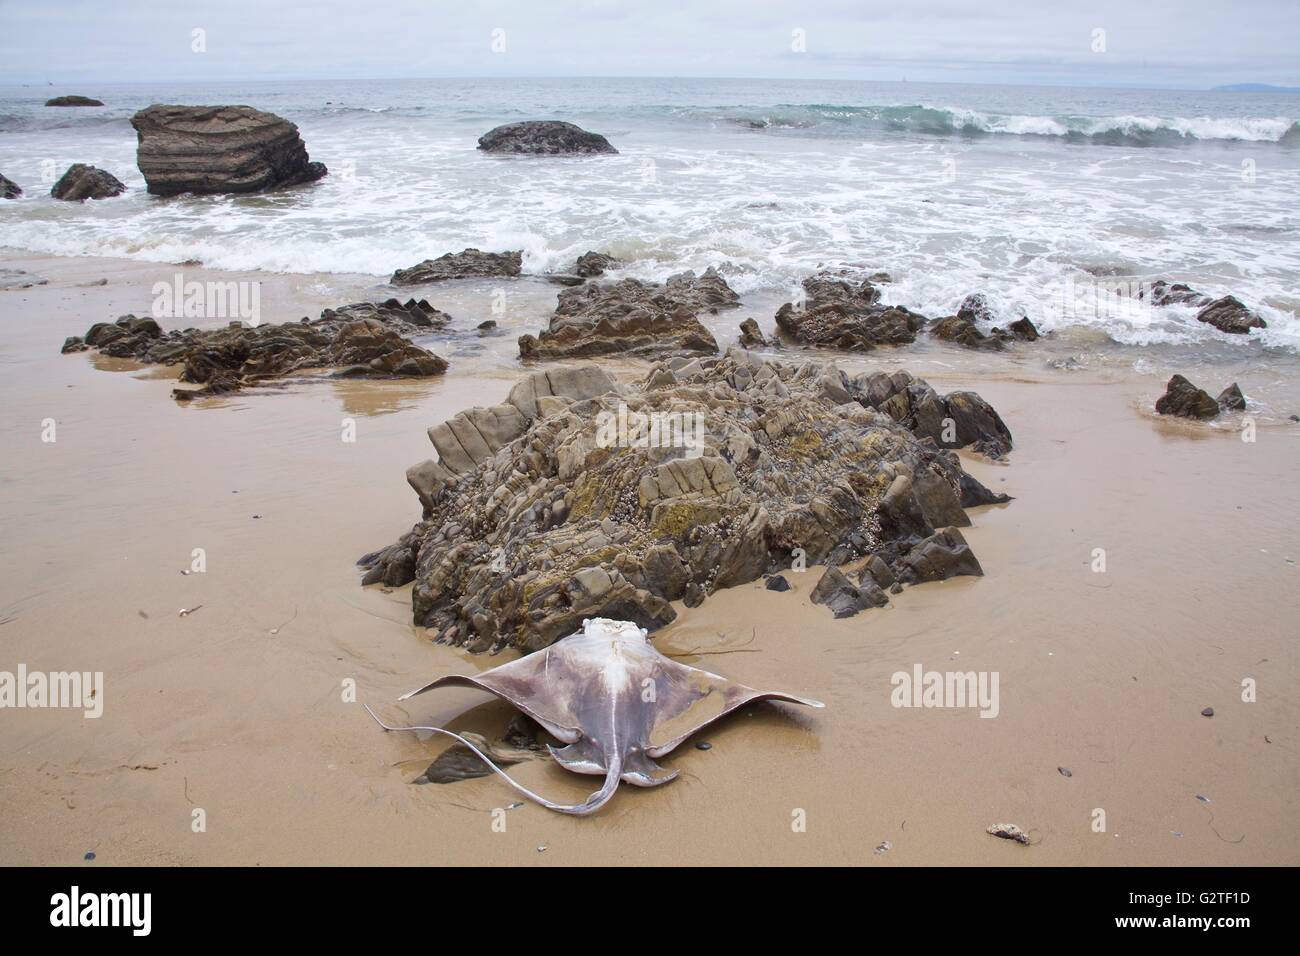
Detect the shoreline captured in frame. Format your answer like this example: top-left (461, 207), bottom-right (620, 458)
top-left (1, 250), bottom-right (1297, 865)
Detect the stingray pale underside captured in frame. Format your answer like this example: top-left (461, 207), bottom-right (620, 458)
top-left (376, 618), bottom-right (824, 815)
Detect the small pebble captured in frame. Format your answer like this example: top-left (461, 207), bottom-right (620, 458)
top-left (874, 841), bottom-right (892, 854)
top-left (1058, 766), bottom-right (1072, 777)
top-left (83, 851), bottom-right (95, 861)
top-left (695, 741), bottom-right (712, 751)
top-left (536, 844), bottom-right (547, 853)
top-left (1201, 707), bottom-right (1214, 717)
top-left (1195, 794), bottom-right (1211, 803)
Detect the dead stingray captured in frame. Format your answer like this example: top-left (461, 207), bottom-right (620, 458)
top-left (366, 617), bottom-right (823, 815)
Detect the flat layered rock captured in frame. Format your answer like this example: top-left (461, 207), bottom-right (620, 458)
top-left (478, 121), bottom-right (618, 155)
top-left (46, 95), bottom-right (103, 107)
top-left (776, 272), bottom-right (926, 350)
top-left (61, 298), bottom-right (448, 400)
top-left (518, 268), bottom-right (738, 360)
top-left (50, 164), bottom-right (124, 201)
top-left (130, 104), bottom-right (327, 196)
top-left (391, 248), bottom-right (522, 285)
top-left (359, 349), bottom-right (1013, 651)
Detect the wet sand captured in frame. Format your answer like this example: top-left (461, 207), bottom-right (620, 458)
top-left (0, 251), bottom-right (1297, 865)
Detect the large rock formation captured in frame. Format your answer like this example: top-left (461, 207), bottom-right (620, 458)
top-left (390, 249), bottom-right (522, 286)
top-left (45, 95), bottom-right (104, 107)
top-left (775, 272), bottom-right (926, 350)
top-left (61, 299), bottom-right (448, 400)
top-left (478, 121), bottom-right (618, 155)
top-left (50, 164), bottom-right (125, 201)
top-left (359, 350), bottom-right (1013, 651)
top-left (0, 173), bottom-right (20, 199)
top-left (130, 105), bottom-right (327, 196)
top-left (518, 268), bottom-right (739, 360)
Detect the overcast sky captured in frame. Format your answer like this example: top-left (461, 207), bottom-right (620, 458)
top-left (1, 0), bottom-right (1296, 89)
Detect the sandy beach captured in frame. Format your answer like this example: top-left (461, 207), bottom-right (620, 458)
top-left (0, 249), bottom-right (1295, 866)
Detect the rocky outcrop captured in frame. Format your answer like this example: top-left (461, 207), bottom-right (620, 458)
top-left (478, 121), bottom-right (618, 155)
top-left (130, 105), bottom-right (327, 196)
top-left (0, 173), bottom-right (20, 199)
top-left (359, 350), bottom-right (1013, 650)
top-left (1154, 375), bottom-right (1221, 420)
top-left (46, 95), bottom-right (103, 107)
top-left (1195, 295), bottom-right (1267, 334)
top-left (775, 272), bottom-right (926, 350)
top-left (853, 368), bottom-right (1014, 458)
top-left (62, 299), bottom-right (448, 400)
top-left (391, 249), bottom-right (522, 286)
top-left (575, 251), bottom-right (618, 278)
top-left (50, 164), bottom-right (124, 201)
top-left (518, 269), bottom-right (738, 360)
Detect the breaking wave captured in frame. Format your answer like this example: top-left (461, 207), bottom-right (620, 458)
top-left (701, 104), bottom-right (1300, 145)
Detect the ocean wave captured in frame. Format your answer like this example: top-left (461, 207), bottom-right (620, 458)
top-left (700, 103), bottom-right (1299, 145)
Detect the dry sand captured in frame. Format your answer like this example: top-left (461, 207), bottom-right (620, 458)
top-left (0, 251), bottom-right (1296, 866)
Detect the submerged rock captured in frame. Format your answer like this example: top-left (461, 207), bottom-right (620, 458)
top-left (46, 95), bottom-right (104, 107)
top-left (130, 104), bottom-right (327, 196)
top-left (391, 248), bottom-right (522, 286)
top-left (360, 349), bottom-right (1012, 650)
top-left (1144, 280), bottom-right (1209, 308)
top-left (50, 164), bottom-right (125, 201)
top-left (1005, 316), bottom-right (1040, 341)
top-left (574, 251), bottom-right (618, 278)
top-left (1217, 383), bottom-right (1246, 411)
top-left (1196, 295), bottom-right (1267, 334)
top-left (0, 173), bottom-right (20, 199)
top-left (62, 299), bottom-right (448, 400)
top-left (775, 272), bottom-right (925, 350)
top-left (1155, 374), bottom-right (1221, 420)
top-left (930, 314), bottom-right (1005, 351)
top-left (518, 268), bottom-right (738, 360)
top-left (478, 120), bottom-right (618, 155)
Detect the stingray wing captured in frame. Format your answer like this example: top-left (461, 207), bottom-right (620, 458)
top-left (644, 656), bottom-right (824, 759)
top-left (399, 646), bottom-right (583, 744)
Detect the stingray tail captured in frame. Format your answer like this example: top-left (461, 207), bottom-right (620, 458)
top-left (363, 704), bottom-right (622, 816)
